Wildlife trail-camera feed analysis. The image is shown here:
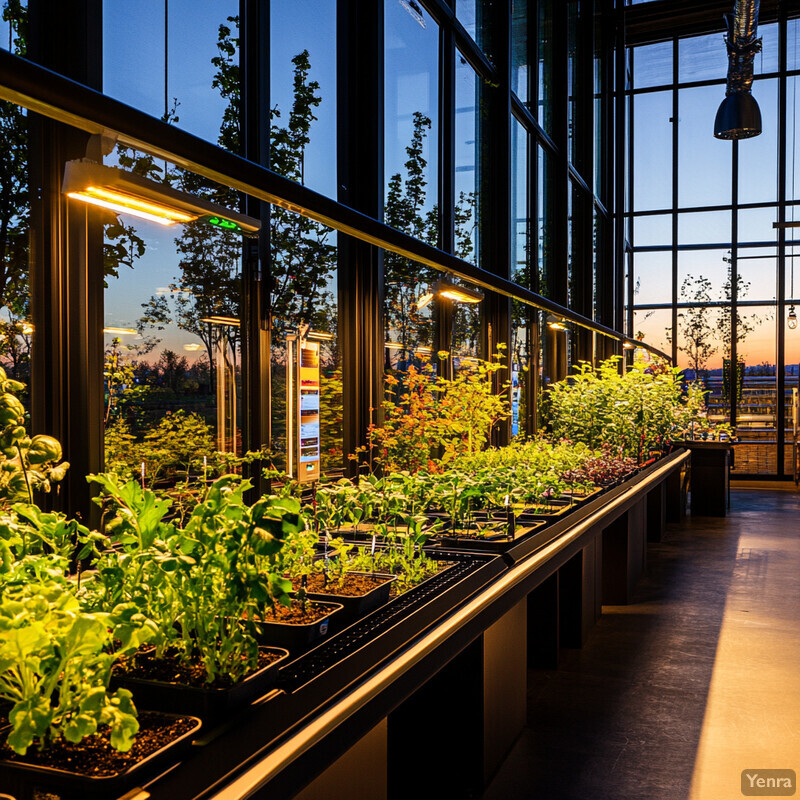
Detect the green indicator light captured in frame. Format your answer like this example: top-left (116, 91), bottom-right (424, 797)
top-left (205, 216), bottom-right (241, 232)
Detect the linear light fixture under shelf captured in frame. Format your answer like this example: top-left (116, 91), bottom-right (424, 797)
top-left (63, 159), bottom-right (261, 234)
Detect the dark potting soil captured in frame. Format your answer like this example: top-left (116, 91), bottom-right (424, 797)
top-left (257, 601), bottom-right (334, 625)
top-left (114, 647), bottom-right (282, 688)
top-left (0, 711), bottom-right (196, 778)
top-left (302, 572), bottom-right (390, 597)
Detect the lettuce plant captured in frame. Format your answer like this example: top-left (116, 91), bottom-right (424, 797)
top-left (0, 582), bottom-right (150, 756)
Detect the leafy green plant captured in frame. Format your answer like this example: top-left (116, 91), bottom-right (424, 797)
top-left (544, 357), bottom-right (707, 462)
top-left (0, 368), bottom-right (68, 506)
top-left (85, 474), bottom-right (299, 685)
top-left (0, 582), bottom-right (151, 755)
top-left (347, 541), bottom-right (442, 595)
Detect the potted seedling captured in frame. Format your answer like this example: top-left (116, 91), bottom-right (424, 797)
top-left (0, 581), bottom-right (200, 798)
top-left (84, 475), bottom-right (297, 720)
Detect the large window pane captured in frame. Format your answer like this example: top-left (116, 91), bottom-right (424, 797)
top-left (104, 1), bottom-right (238, 149)
top-left (537, 144), bottom-right (550, 294)
top-left (567, 1), bottom-right (577, 162)
top-left (384, 0), bottom-right (439, 376)
top-left (594, 24), bottom-right (605, 198)
top-left (0, 1), bottom-right (26, 55)
top-left (633, 308), bottom-right (671, 355)
top-left (737, 248), bottom-right (777, 303)
top-left (633, 90), bottom-right (672, 211)
top-left (512, 118), bottom-right (529, 287)
top-left (785, 76), bottom-right (800, 200)
top-left (734, 305), bottom-right (777, 475)
top-left (456, 0), bottom-right (477, 41)
top-left (271, 0), bottom-right (337, 197)
top-left (511, 0), bottom-right (528, 103)
top-left (632, 214), bottom-right (671, 247)
top-left (538, 0), bottom-right (554, 134)
top-left (102, 161), bottom-right (245, 483)
top-left (738, 79), bottom-right (778, 204)
top-left (455, 50), bottom-right (479, 263)
top-left (738, 207), bottom-right (778, 244)
top-left (632, 251), bottom-right (671, 306)
top-left (755, 23), bottom-right (779, 75)
top-left (678, 33), bottom-right (728, 84)
top-left (789, 18), bottom-right (800, 71)
top-left (270, 211), bottom-right (340, 475)
top-left (677, 249), bottom-right (731, 303)
top-left (678, 85), bottom-right (732, 208)
top-left (632, 41), bottom-right (672, 90)
top-left (678, 211), bottom-right (730, 246)
top-left (385, 0), bottom-right (439, 238)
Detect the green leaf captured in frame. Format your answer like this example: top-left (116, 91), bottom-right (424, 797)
top-left (7, 696), bottom-right (53, 755)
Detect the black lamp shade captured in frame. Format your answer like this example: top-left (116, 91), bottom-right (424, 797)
top-left (714, 92), bottom-right (762, 139)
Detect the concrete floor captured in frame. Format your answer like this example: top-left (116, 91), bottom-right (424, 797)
top-left (482, 487), bottom-right (800, 800)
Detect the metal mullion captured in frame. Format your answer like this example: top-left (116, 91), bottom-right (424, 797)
top-left (731, 140), bottom-right (739, 430)
top-left (635, 299), bottom-right (793, 310)
top-left (614, 0), bottom-right (627, 337)
top-left (512, 94), bottom-right (560, 157)
top-left (28, 0), bottom-right (104, 523)
top-left (671, 36), bottom-right (678, 365)
top-left (337, 0), bottom-right (384, 474)
top-left (478, 0), bottom-right (512, 443)
top-left (440, 22), bottom-right (455, 255)
top-left (436, 18), bottom-right (455, 370)
top-left (598, 0), bottom-right (616, 330)
top-left (240, 0), bottom-right (271, 496)
top-left (418, 0), bottom-right (498, 82)
top-left (626, 30), bottom-right (636, 339)
top-left (629, 77), bottom-right (731, 96)
top-left (777, 9), bottom-right (788, 477)
top-left (568, 162), bottom-right (609, 214)
top-left (528, 119), bottom-right (539, 434)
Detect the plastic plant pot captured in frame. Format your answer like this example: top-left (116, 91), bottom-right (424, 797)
top-left (112, 646), bottom-right (290, 721)
top-left (253, 600), bottom-right (343, 652)
top-left (0, 713), bottom-right (201, 800)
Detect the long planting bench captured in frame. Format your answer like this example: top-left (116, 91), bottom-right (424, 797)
top-left (5, 450), bottom-right (689, 800)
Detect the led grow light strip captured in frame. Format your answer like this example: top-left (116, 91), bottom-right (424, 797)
top-left (67, 185), bottom-right (198, 226)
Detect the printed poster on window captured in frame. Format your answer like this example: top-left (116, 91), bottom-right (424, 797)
top-left (297, 339), bottom-right (321, 482)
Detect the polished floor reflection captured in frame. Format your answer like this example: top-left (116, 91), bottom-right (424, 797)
top-left (483, 486), bottom-right (800, 800)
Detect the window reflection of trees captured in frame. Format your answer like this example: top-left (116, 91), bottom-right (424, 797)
top-left (268, 50), bottom-right (339, 473)
top-left (0, 3), bottom-right (30, 396)
top-left (384, 112), bottom-right (478, 367)
top-left (104, 18), bottom-right (245, 482)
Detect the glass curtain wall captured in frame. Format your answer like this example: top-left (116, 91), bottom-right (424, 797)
top-left (0, 0), bottom-right (625, 516)
top-left (628, 19), bottom-right (800, 477)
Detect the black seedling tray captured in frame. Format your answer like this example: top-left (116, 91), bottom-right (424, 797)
top-left (439, 521), bottom-right (548, 553)
top-left (0, 713), bottom-right (201, 800)
top-left (305, 572), bottom-right (396, 627)
top-left (113, 647), bottom-right (289, 722)
top-left (254, 601), bottom-right (343, 653)
top-left (274, 550), bottom-right (502, 697)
